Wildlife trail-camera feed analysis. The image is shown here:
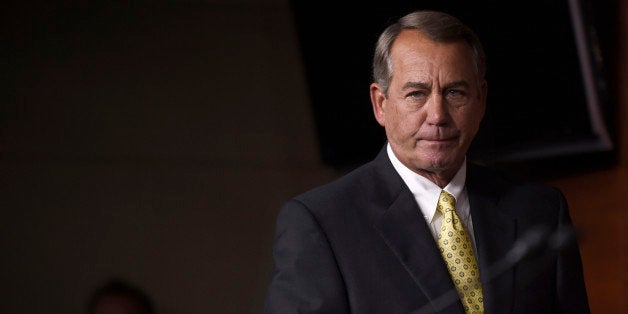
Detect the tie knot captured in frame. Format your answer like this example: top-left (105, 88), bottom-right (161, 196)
top-left (437, 190), bottom-right (456, 214)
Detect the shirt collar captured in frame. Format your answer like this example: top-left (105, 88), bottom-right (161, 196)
top-left (387, 143), bottom-right (467, 223)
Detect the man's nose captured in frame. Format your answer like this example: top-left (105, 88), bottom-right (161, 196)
top-left (425, 94), bottom-right (449, 126)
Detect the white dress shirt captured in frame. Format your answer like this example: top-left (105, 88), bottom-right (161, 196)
top-left (386, 144), bottom-right (477, 251)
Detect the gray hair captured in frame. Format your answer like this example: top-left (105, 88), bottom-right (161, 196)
top-left (372, 10), bottom-right (486, 95)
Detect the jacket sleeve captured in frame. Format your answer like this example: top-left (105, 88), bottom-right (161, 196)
top-left (263, 199), bottom-right (350, 314)
top-left (554, 189), bottom-right (591, 314)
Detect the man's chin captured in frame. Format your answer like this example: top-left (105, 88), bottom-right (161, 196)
top-left (412, 155), bottom-right (460, 173)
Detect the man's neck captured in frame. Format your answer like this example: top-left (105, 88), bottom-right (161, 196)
top-left (386, 143), bottom-right (466, 188)
top-left (412, 167), bottom-right (458, 188)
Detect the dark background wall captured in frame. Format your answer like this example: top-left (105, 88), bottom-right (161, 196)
top-left (1, 0), bottom-right (625, 313)
top-left (2, 1), bottom-right (337, 313)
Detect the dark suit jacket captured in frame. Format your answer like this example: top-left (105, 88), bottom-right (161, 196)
top-left (264, 146), bottom-right (590, 313)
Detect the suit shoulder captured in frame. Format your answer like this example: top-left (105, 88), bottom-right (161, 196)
top-left (468, 162), bottom-right (567, 211)
top-left (469, 162), bottom-right (563, 193)
top-left (291, 161), bottom-right (377, 207)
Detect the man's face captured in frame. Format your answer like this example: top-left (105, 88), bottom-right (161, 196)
top-left (371, 29), bottom-right (486, 180)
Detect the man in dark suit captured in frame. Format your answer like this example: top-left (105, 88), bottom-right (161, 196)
top-left (263, 10), bottom-right (590, 314)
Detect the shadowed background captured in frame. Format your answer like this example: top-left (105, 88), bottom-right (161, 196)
top-left (1, 0), bottom-right (625, 313)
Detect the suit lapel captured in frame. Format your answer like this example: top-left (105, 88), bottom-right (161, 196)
top-left (371, 147), bottom-right (465, 314)
top-left (374, 190), bottom-right (466, 314)
top-left (467, 165), bottom-right (517, 314)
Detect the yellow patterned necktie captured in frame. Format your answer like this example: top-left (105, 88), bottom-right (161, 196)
top-left (436, 190), bottom-right (484, 314)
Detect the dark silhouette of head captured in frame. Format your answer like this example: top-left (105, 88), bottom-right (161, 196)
top-left (87, 279), bottom-right (154, 314)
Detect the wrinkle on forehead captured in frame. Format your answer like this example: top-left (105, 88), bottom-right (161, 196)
top-left (389, 29), bottom-right (479, 89)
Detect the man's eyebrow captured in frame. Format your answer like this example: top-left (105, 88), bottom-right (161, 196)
top-left (401, 82), bottom-right (430, 90)
top-left (401, 81), bottom-right (470, 91)
top-left (443, 81), bottom-right (470, 89)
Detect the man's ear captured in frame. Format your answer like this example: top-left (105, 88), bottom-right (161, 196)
top-left (370, 83), bottom-right (387, 127)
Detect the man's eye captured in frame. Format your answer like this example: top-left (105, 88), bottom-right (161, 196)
top-left (446, 89), bottom-right (468, 100)
top-left (446, 89), bottom-right (468, 106)
top-left (447, 90), bottom-right (464, 97)
top-left (407, 91), bottom-right (425, 99)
